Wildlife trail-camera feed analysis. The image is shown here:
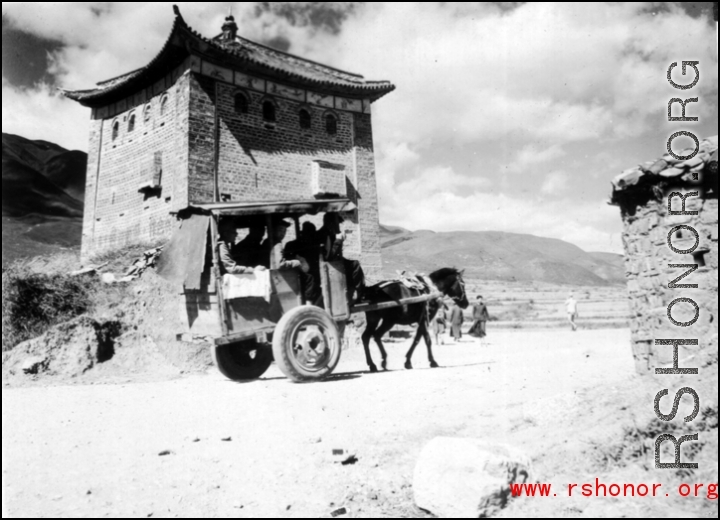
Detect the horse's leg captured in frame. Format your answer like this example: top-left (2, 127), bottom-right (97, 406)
top-left (421, 320), bottom-right (439, 368)
top-left (405, 322), bottom-right (425, 370)
top-left (362, 313), bottom-right (380, 373)
top-left (373, 318), bottom-right (396, 371)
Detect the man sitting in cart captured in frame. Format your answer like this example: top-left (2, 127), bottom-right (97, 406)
top-left (218, 218), bottom-right (266, 275)
top-left (318, 212), bottom-right (367, 302)
top-left (262, 218), bottom-right (321, 305)
top-left (231, 219), bottom-right (266, 269)
top-left (285, 222), bottom-right (321, 281)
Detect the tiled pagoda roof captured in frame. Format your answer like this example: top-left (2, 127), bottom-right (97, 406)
top-left (62, 5), bottom-right (395, 107)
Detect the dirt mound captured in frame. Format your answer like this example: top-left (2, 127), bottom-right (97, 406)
top-left (3, 316), bottom-right (122, 379)
top-left (2, 264), bottom-right (213, 386)
top-left (86, 331), bottom-right (185, 383)
top-left (104, 269), bottom-right (214, 373)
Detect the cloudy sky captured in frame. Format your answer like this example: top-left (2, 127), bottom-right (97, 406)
top-left (2, 2), bottom-right (718, 253)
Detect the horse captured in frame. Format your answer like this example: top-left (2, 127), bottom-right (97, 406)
top-left (360, 267), bottom-right (469, 372)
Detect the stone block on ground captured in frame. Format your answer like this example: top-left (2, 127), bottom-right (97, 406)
top-left (413, 437), bottom-right (531, 518)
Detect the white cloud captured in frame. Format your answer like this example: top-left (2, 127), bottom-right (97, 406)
top-left (504, 144), bottom-right (568, 177)
top-left (378, 141), bottom-right (421, 170)
top-left (540, 171), bottom-right (569, 196)
top-left (1, 79), bottom-right (90, 151)
top-left (331, 2), bottom-right (717, 149)
top-left (380, 163), bottom-right (623, 253)
top-left (515, 144), bottom-right (566, 168)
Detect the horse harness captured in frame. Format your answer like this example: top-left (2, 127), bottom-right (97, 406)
top-left (373, 274), bottom-right (436, 321)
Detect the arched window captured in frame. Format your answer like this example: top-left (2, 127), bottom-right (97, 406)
top-left (160, 96), bottom-right (169, 116)
top-left (111, 120), bottom-right (120, 141)
top-left (143, 104), bottom-right (152, 123)
top-left (234, 93), bottom-right (249, 114)
top-left (299, 109), bottom-right (311, 130)
top-left (128, 113), bottom-right (136, 132)
top-left (262, 100), bottom-right (276, 122)
top-left (325, 113), bottom-right (338, 135)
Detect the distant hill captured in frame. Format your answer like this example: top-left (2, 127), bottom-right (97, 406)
top-left (379, 226), bottom-right (626, 286)
top-left (589, 252), bottom-right (625, 270)
top-left (2, 133), bottom-right (86, 265)
top-left (588, 252), bottom-right (626, 283)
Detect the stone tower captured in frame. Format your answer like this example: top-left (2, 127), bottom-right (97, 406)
top-left (63, 6), bottom-right (395, 281)
top-left (610, 136), bottom-right (718, 374)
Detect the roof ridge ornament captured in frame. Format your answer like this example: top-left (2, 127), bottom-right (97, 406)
top-left (222, 12), bottom-right (239, 42)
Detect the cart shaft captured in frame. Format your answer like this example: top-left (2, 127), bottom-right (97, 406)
top-left (350, 291), bottom-right (442, 314)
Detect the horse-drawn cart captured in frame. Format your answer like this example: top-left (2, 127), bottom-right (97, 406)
top-left (158, 199), bottom-right (442, 383)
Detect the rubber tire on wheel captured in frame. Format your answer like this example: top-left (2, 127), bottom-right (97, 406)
top-left (272, 305), bottom-right (342, 383)
top-left (212, 340), bottom-right (273, 381)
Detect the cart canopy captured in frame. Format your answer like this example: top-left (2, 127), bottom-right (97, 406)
top-left (194, 198), bottom-right (356, 217)
top-left (156, 199), bottom-right (356, 290)
top-left (156, 213), bottom-right (210, 291)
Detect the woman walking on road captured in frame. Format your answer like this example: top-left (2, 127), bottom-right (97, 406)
top-left (468, 295), bottom-right (489, 339)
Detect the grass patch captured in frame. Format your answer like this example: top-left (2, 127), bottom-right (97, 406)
top-left (1, 252), bottom-right (102, 352)
top-left (2, 244), bottom-right (166, 353)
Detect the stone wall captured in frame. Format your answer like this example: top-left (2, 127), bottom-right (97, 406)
top-left (186, 72), bottom-right (383, 281)
top-left (81, 72), bottom-right (191, 262)
top-left (351, 111), bottom-right (382, 282)
top-left (81, 62), bottom-right (386, 281)
top-left (620, 196), bottom-right (718, 374)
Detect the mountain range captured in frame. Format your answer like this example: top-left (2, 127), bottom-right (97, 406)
top-left (1, 132), bottom-right (625, 285)
top-left (379, 225), bottom-right (625, 286)
top-left (2, 133), bottom-right (85, 265)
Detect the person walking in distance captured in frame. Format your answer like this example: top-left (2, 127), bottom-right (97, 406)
top-left (468, 295), bottom-right (490, 339)
top-left (565, 293), bottom-right (578, 331)
top-left (449, 299), bottom-right (464, 342)
top-left (431, 298), bottom-right (448, 346)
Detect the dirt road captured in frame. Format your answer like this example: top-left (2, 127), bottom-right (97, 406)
top-left (4, 328), bottom-right (710, 518)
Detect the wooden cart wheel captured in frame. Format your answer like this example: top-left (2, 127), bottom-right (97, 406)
top-left (272, 305), bottom-right (342, 383)
top-left (212, 339), bottom-right (273, 381)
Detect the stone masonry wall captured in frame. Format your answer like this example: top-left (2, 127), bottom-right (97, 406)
top-left (187, 73), bottom-right (383, 281)
top-left (352, 111), bottom-right (383, 282)
top-left (80, 118), bottom-right (103, 262)
top-left (621, 196), bottom-right (718, 374)
top-left (187, 73), bottom-right (217, 204)
top-left (81, 62), bottom-right (386, 281)
top-left (81, 72), bottom-right (191, 262)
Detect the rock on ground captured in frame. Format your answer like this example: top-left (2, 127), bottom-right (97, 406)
top-left (413, 437), bottom-right (531, 518)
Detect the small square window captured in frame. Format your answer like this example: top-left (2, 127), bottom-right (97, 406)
top-left (235, 93), bottom-right (249, 114)
top-left (325, 114), bottom-right (337, 135)
top-left (263, 101), bottom-right (276, 122)
top-left (299, 109), bottom-right (311, 129)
